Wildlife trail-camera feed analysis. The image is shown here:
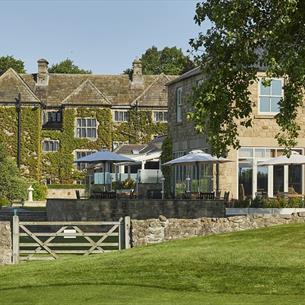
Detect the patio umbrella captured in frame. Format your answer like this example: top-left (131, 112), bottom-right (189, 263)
top-left (75, 150), bottom-right (135, 190)
top-left (258, 151), bottom-right (305, 166)
top-left (163, 150), bottom-right (231, 193)
top-left (258, 151), bottom-right (305, 197)
top-left (75, 150), bottom-right (134, 164)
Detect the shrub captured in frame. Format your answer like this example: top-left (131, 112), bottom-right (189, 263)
top-left (0, 198), bottom-right (10, 207)
top-left (233, 196), bottom-right (305, 208)
top-left (0, 155), bottom-right (27, 203)
top-left (122, 178), bottom-right (135, 189)
top-left (30, 181), bottom-right (48, 201)
top-left (112, 178), bottom-right (135, 190)
top-left (47, 184), bottom-right (85, 189)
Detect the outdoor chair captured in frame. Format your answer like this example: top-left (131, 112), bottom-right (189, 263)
top-left (223, 191), bottom-right (230, 204)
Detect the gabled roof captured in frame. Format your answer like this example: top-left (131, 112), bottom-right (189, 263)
top-left (0, 68), bottom-right (40, 104)
top-left (131, 74), bottom-right (174, 107)
top-left (19, 73), bottom-right (174, 107)
top-left (62, 79), bottom-right (111, 106)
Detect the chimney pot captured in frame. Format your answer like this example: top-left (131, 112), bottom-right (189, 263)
top-left (37, 58), bottom-right (49, 86)
top-left (131, 58), bottom-right (144, 89)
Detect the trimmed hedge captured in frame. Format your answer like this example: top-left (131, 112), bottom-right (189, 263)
top-left (47, 184), bottom-right (85, 189)
top-left (233, 196), bottom-right (304, 208)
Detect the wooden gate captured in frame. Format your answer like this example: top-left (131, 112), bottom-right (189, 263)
top-left (12, 216), bottom-right (130, 263)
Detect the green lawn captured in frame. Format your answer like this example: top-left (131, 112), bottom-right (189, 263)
top-left (1, 224), bottom-right (305, 305)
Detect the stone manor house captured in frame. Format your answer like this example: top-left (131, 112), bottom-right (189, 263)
top-left (167, 68), bottom-right (305, 200)
top-left (0, 58), bottom-right (176, 183)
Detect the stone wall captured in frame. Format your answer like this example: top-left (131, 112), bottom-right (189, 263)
top-left (47, 188), bottom-right (85, 199)
top-left (131, 213), bottom-right (305, 246)
top-left (47, 199), bottom-right (225, 221)
top-left (0, 222), bottom-right (11, 264)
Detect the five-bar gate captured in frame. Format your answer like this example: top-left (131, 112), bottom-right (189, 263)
top-left (12, 216), bottom-right (131, 263)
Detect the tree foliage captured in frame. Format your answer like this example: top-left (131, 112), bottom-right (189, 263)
top-left (49, 59), bottom-right (91, 74)
top-left (161, 136), bottom-right (173, 198)
top-left (124, 46), bottom-right (194, 76)
top-left (0, 143), bottom-right (28, 203)
top-left (0, 55), bottom-right (25, 75)
top-left (189, 0), bottom-right (305, 156)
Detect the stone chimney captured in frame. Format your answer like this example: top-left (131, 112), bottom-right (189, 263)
top-left (131, 58), bottom-right (144, 89)
top-left (37, 58), bottom-right (49, 86)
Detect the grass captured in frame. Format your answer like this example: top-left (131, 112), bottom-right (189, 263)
top-left (1, 224), bottom-right (305, 304)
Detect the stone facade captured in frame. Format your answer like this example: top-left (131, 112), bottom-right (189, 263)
top-left (0, 222), bottom-right (12, 264)
top-left (46, 198), bottom-right (225, 221)
top-left (0, 59), bottom-right (177, 183)
top-left (167, 69), bottom-right (305, 199)
top-left (131, 213), bottom-right (305, 247)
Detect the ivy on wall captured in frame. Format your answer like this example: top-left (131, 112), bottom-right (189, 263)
top-left (0, 106), bottom-right (41, 180)
top-left (114, 109), bottom-right (167, 144)
top-left (0, 105), bottom-right (167, 184)
top-left (42, 107), bottom-right (113, 183)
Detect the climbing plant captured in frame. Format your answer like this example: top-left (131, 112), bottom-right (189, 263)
top-left (0, 104), bottom-right (167, 184)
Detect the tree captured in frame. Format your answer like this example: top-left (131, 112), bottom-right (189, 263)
top-left (49, 59), bottom-right (91, 74)
top-left (0, 143), bottom-right (28, 204)
top-left (0, 55), bottom-right (25, 75)
top-left (160, 136), bottom-right (173, 198)
top-left (124, 46), bottom-right (194, 76)
top-left (189, 0), bottom-right (305, 156)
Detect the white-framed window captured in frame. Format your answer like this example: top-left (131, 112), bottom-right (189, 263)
top-left (259, 78), bottom-right (283, 114)
top-left (42, 140), bottom-right (59, 152)
top-left (176, 87), bottom-right (182, 122)
top-left (75, 118), bottom-right (97, 139)
top-left (114, 111), bottom-right (129, 122)
top-left (153, 111), bottom-right (168, 122)
top-left (75, 150), bottom-right (96, 170)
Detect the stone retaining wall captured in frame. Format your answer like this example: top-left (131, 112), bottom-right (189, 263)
top-left (131, 213), bottom-right (305, 247)
top-left (0, 222), bottom-right (11, 264)
top-left (47, 199), bottom-right (225, 221)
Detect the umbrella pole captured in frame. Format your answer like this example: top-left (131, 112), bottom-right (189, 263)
top-left (216, 163), bottom-right (219, 194)
top-left (104, 161), bottom-right (106, 192)
top-left (197, 162), bottom-right (200, 193)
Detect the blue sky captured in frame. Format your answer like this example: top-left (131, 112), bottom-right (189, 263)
top-left (0, 0), bottom-right (205, 74)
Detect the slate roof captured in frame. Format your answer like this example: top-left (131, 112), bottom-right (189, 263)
top-left (166, 67), bottom-right (201, 86)
top-left (0, 69), bottom-right (40, 104)
top-left (6, 71), bottom-right (177, 107)
top-left (114, 144), bottom-right (147, 155)
top-left (114, 135), bottom-right (166, 155)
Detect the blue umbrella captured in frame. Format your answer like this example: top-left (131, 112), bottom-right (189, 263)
top-left (75, 150), bottom-right (134, 163)
top-left (75, 150), bottom-right (135, 190)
